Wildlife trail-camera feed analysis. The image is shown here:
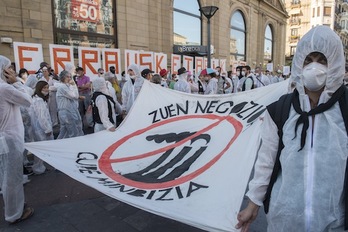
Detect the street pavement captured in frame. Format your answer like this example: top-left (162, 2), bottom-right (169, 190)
top-left (0, 164), bottom-right (267, 232)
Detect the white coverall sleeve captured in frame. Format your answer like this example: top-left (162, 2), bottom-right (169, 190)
top-left (49, 85), bottom-right (57, 92)
top-left (60, 84), bottom-right (79, 100)
top-left (32, 98), bottom-right (52, 134)
top-left (190, 82), bottom-right (199, 92)
top-left (246, 110), bottom-right (279, 206)
top-left (121, 84), bottom-right (127, 111)
top-left (7, 82), bottom-right (32, 107)
top-left (95, 95), bottom-right (114, 130)
top-left (115, 100), bottom-right (122, 115)
top-left (121, 82), bottom-right (130, 112)
top-left (186, 83), bottom-right (191, 93)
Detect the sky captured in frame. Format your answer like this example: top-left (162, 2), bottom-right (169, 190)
top-left (173, 0), bottom-right (202, 44)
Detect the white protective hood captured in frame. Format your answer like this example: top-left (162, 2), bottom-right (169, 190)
top-left (0, 55), bottom-right (11, 83)
top-left (127, 64), bottom-right (141, 79)
top-left (92, 78), bottom-right (109, 95)
top-left (289, 26), bottom-right (344, 97)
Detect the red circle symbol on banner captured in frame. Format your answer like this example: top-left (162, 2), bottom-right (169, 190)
top-left (99, 114), bottom-right (243, 189)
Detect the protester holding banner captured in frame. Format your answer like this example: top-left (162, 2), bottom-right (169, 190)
top-left (29, 80), bottom-right (53, 174)
top-left (236, 26), bottom-right (348, 232)
top-left (91, 78), bottom-right (117, 133)
top-left (0, 55), bottom-right (34, 224)
top-left (103, 72), bottom-right (118, 104)
top-left (55, 70), bottom-right (84, 139)
top-left (203, 71), bottom-right (218, 95)
top-left (196, 71), bottom-right (206, 95)
top-left (121, 64), bottom-right (144, 117)
top-left (174, 67), bottom-right (191, 93)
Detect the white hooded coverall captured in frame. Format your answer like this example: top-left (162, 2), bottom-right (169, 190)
top-left (0, 56), bottom-right (32, 222)
top-left (174, 73), bottom-right (191, 93)
top-left (92, 78), bottom-right (117, 132)
top-left (246, 26), bottom-right (348, 231)
top-left (55, 81), bottom-right (84, 139)
top-left (121, 64), bottom-right (144, 114)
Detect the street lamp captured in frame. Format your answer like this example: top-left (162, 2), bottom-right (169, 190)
top-left (200, 6), bottom-right (219, 68)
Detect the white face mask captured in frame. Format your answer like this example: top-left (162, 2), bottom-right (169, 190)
top-left (302, 62), bottom-right (328, 91)
top-left (41, 90), bottom-right (49, 96)
top-left (22, 74), bottom-right (28, 79)
top-left (130, 75), bottom-right (136, 79)
top-left (241, 71), bottom-right (246, 77)
top-left (236, 71), bottom-right (240, 76)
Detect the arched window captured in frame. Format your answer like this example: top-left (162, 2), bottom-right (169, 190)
top-left (173, 0), bottom-right (201, 45)
top-left (264, 25), bottom-right (273, 62)
top-left (230, 10), bottom-right (246, 62)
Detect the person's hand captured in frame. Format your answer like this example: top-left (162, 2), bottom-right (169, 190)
top-left (122, 110), bottom-right (127, 119)
top-left (235, 201), bottom-right (260, 232)
top-left (79, 95), bottom-right (85, 100)
top-left (3, 68), bottom-right (17, 84)
top-left (45, 132), bottom-right (52, 136)
top-left (108, 127), bottom-right (116, 132)
top-left (69, 79), bottom-right (76, 85)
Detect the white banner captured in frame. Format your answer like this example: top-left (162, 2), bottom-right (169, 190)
top-left (25, 80), bottom-right (289, 231)
top-left (124, 49), bottom-right (139, 72)
top-left (13, 42), bottom-right (43, 74)
top-left (101, 48), bottom-right (122, 78)
top-left (195, 56), bottom-right (205, 74)
top-left (219, 59), bottom-right (227, 73)
top-left (183, 55), bottom-right (194, 72)
top-left (266, 63), bottom-right (274, 72)
top-left (154, 53), bottom-right (167, 74)
top-left (211, 58), bottom-right (219, 69)
top-left (283, 66), bottom-right (290, 75)
top-left (139, 51), bottom-right (154, 72)
top-left (49, 44), bottom-right (74, 74)
top-left (171, 54), bottom-right (181, 74)
top-left (78, 47), bottom-right (101, 77)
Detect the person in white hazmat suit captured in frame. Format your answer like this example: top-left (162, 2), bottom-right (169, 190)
top-left (174, 67), bottom-right (191, 93)
top-left (236, 26), bottom-right (348, 231)
top-left (39, 66), bottom-right (59, 127)
top-left (91, 78), bottom-right (117, 132)
top-left (121, 64), bottom-right (144, 117)
top-left (29, 80), bottom-right (54, 174)
top-left (55, 70), bottom-right (84, 139)
top-left (104, 71), bottom-right (118, 104)
top-left (0, 55), bottom-right (34, 223)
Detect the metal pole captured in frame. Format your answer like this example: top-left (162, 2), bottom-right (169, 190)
top-left (207, 18), bottom-right (211, 68)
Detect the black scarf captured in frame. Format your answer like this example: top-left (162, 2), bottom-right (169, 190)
top-left (292, 85), bottom-right (346, 151)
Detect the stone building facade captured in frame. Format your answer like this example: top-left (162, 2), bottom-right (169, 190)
top-left (284, 0), bottom-right (339, 65)
top-left (0, 0), bottom-right (288, 72)
top-left (335, 0), bottom-right (348, 67)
